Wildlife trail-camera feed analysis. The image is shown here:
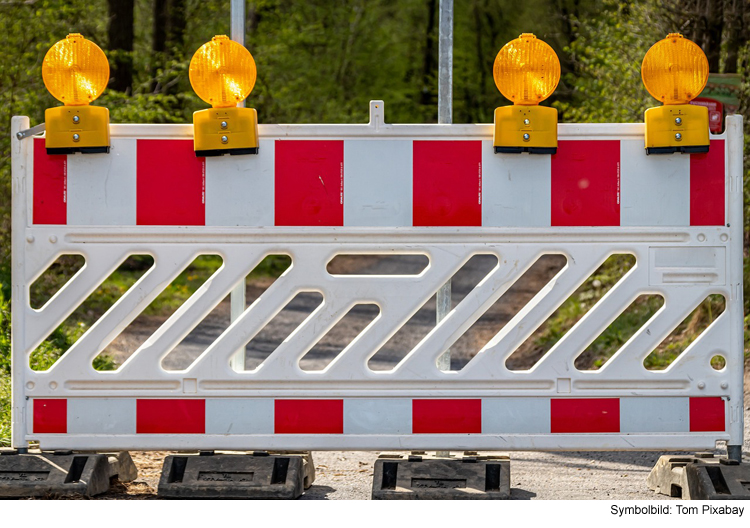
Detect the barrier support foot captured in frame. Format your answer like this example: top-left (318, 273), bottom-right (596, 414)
top-left (0, 449), bottom-right (133, 497)
top-left (647, 452), bottom-right (750, 500)
top-left (157, 451), bottom-right (314, 499)
top-left (372, 452), bottom-right (510, 499)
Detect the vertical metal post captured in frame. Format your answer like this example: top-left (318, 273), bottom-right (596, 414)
top-left (435, 0), bottom-right (453, 459)
top-left (435, 0), bottom-right (453, 374)
top-left (437, 0), bottom-right (453, 126)
top-left (228, 0), bottom-right (246, 372)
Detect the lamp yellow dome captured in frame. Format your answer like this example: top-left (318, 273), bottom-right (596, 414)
top-left (641, 33), bottom-right (708, 105)
top-left (189, 35), bottom-right (257, 108)
top-left (493, 33), bottom-right (560, 105)
top-left (42, 34), bottom-right (109, 106)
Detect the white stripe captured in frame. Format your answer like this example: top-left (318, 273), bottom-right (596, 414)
top-left (204, 139), bottom-right (275, 226)
top-left (205, 398), bottom-right (274, 434)
top-left (67, 398), bottom-right (136, 434)
top-left (620, 397), bottom-right (689, 433)
top-left (66, 139), bottom-right (137, 225)
top-left (482, 397), bottom-right (551, 434)
top-left (344, 398), bottom-right (411, 434)
top-left (620, 140), bottom-right (690, 226)
top-left (343, 140), bottom-right (412, 226)
top-left (481, 141), bottom-right (551, 226)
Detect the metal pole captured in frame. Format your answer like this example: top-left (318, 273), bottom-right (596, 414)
top-left (229, 0), bottom-right (246, 372)
top-left (435, 0), bottom-right (453, 460)
top-left (436, 0), bottom-right (453, 374)
top-left (437, 0), bottom-right (453, 126)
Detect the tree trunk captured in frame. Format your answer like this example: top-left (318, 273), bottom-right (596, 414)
top-left (107, 0), bottom-right (134, 93)
top-left (151, 0), bottom-right (167, 91)
top-left (151, 0), bottom-right (187, 93)
top-left (167, 0), bottom-right (187, 60)
top-left (724, 0), bottom-right (746, 73)
top-left (420, 0), bottom-right (437, 108)
top-left (703, 0), bottom-right (723, 72)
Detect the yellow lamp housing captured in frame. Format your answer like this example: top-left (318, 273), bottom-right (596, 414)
top-left (642, 34), bottom-right (710, 155)
top-left (492, 33), bottom-right (560, 154)
top-left (189, 36), bottom-right (259, 156)
top-left (42, 34), bottom-right (110, 155)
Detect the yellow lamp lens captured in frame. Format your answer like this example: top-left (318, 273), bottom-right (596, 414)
top-left (641, 33), bottom-right (708, 105)
top-left (189, 35), bottom-right (257, 108)
top-left (42, 34), bottom-right (109, 106)
top-left (493, 33), bottom-right (560, 105)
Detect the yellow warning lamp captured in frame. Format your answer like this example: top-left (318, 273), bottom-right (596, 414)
top-left (642, 34), bottom-right (710, 154)
top-left (189, 35), bottom-right (259, 156)
top-left (493, 34), bottom-right (560, 154)
top-left (42, 34), bottom-right (110, 155)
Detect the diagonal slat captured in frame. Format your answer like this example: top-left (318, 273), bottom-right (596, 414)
top-left (320, 251), bottom-right (476, 377)
top-left (186, 262), bottom-right (311, 377)
top-left (461, 249), bottom-right (609, 378)
top-left (48, 247), bottom-right (201, 374)
top-left (24, 249), bottom-right (133, 352)
top-left (599, 289), bottom-right (723, 376)
top-left (119, 248), bottom-right (267, 373)
top-left (530, 267), bottom-right (647, 373)
top-left (392, 248), bottom-right (540, 378)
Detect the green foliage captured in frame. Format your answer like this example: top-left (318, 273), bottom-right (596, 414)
top-left (0, 376), bottom-right (9, 446)
top-left (0, 294), bottom-right (9, 377)
top-left (1, 297), bottom-right (10, 445)
top-left (554, 0), bottom-right (658, 123)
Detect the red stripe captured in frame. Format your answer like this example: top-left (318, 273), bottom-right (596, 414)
top-left (689, 397), bottom-right (725, 432)
top-left (551, 398), bottom-right (620, 433)
top-left (690, 140), bottom-right (725, 226)
top-left (136, 399), bottom-right (205, 434)
top-left (413, 141), bottom-right (482, 226)
top-left (274, 399), bottom-right (343, 434)
top-left (136, 140), bottom-right (205, 225)
top-left (412, 399), bottom-right (482, 434)
top-left (274, 140), bottom-right (344, 226)
top-left (33, 138), bottom-right (67, 225)
top-left (33, 399), bottom-right (67, 434)
top-left (551, 140), bottom-right (620, 226)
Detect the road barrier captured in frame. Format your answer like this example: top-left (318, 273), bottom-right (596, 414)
top-left (10, 103), bottom-right (744, 457)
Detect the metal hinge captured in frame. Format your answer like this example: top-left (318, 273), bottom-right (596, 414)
top-left (16, 123), bottom-right (46, 140)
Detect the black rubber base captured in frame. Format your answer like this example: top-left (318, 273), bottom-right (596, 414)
top-left (494, 146), bottom-right (557, 155)
top-left (195, 147), bottom-right (259, 157)
top-left (46, 146), bottom-right (110, 155)
top-left (646, 145), bottom-right (710, 155)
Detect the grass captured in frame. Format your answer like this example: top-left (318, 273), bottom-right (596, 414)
top-left (0, 375), bottom-right (9, 446)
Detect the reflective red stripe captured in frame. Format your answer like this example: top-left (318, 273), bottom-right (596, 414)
top-left (689, 397), bottom-right (725, 432)
top-left (551, 140), bottom-right (620, 226)
top-left (690, 140), bottom-right (725, 226)
top-left (551, 398), bottom-right (620, 433)
top-left (274, 399), bottom-right (344, 434)
top-left (33, 138), bottom-right (67, 225)
top-left (33, 399), bottom-right (67, 434)
top-left (136, 399), bottom-right (205, 434)
top-left (274, 140), bottom-right (344, 226)
top-left (413, 141), bottom-right (482, 226)
top-left (412, 399), bottom-right (482, 434)
top-left (136, 140), bottom-right (205, 226)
